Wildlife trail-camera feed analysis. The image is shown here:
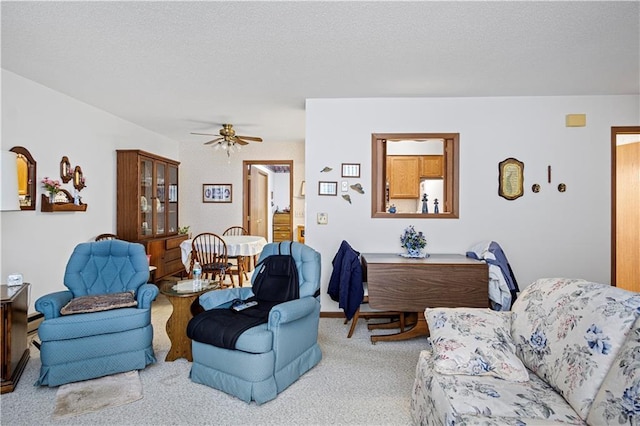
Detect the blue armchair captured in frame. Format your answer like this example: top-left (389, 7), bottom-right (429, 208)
top-left (189, 242), bottom-right (322, 404)
top-left (34, 240), bottom-right (159, 387)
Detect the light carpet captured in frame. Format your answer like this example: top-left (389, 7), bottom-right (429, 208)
top-left (53, 371), bottom-right (143, 419)
top-left (1, 292), bottom-right (427, 425)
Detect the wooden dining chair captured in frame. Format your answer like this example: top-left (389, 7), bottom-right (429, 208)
top-left (223, 226), bottom-right (250, 285)
top-left (95, 233), bottom-right (119, 241)
top-left (191, 233), bottom-right (234, 288)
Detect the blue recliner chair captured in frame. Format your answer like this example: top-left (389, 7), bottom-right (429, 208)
top-left (34, 240), bottom-right (159, 387)
top-left (189, 242), bottom-right (322, 404)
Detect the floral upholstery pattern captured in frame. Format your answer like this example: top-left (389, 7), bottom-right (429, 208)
top-left (511, 278), bottom-right (640, 419)
top-left (411, 348), bottom-right (586, 426)
top-left (411, 278), bottom-right (640, 425)
top-left (425, 308), bottom-right (529, 382)
top-left (587, 316), bottom-right (640, 425)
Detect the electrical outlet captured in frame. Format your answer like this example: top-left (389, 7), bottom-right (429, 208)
top-left (317, 212), bottom-right (328, 225)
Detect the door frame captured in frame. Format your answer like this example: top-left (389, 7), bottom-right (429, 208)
top-left (610, 126), bottom-right (640, 286)
top-left (242, 160), bottom-right (293, 239)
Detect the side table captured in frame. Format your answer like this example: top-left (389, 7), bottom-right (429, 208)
top-left (159, 280), bottom-right (219, 362)
top-left (1, 283), bottom-right (30, 393)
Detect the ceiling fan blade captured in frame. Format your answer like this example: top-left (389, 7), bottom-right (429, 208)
top-left (236, 135), bottom-right (263, 142)
top-left (234, 138), bottom-right (249, 146)
top-left (204, 137), bottom-right (224, 145)
top-left (191, 132), bottom-right (218, 136)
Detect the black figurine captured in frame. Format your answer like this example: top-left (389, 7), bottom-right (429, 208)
top-left (434, 198), bottom-right (439, 214)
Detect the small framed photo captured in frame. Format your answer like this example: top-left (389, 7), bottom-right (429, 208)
top-left (203, 184), bottom-right (232, 203)
top-left (341, 163), bottom-right (360, 178)
top-left (318, 181), bottom-right (338, 196)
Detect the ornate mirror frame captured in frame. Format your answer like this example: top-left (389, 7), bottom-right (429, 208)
top-left (60, 156), bottom-right (72, 183)
top-left (73, 165), bottom-right (86, 191)
top-left (9, 146), bottom-right (36, 211)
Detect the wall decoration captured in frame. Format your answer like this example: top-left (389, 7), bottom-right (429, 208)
top-left (532, 183), bottom-right (541, 193)
top-left (203, 184), bottom-right (232, 203)
top-left (320, 166), bottom-right (332, 173)
top-left (498, 158), bottom-right (524, 200)
top-left (558, 183), bottom-right (567, 192)
top-left (350, 183), bottom-right (364, 194)
top-left (73, 165), bottom-right (86, 191)
top-left (60, 156), bottom-right (72, 183)
top-left (342, 194), bottom-right (352, 204)
top-left (318, 181), bottom-right (338, 196)
top-left (341, 163), bottom-right (360, 178)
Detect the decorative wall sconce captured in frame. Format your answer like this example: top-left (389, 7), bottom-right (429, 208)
top-left (73, 166), bottom-right (86, 191)
top-left (60, 156), bottom-right (72, 183)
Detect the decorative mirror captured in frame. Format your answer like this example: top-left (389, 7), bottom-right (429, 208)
top-left (60, 156), bottom-right (72, 183)
top-left (73, 165), bottom-right (86, 191)
top-left (9, 146), bottom-right (36, 211)
top-left (371, 133), bottom-right (459, 218)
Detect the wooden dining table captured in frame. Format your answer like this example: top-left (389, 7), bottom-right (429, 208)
top-left (180, 235), bottom-right (268, 286)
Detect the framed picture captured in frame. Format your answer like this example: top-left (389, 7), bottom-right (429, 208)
top-left (318, 181), bottom-right (338, 196)
top-left (203, 184), bottom-right (232, 203)
top-left (341, 163), bottom-right (361, 178)
top-left (498, 158), bottom-right (524, 200)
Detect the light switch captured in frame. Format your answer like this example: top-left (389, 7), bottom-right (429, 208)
top-left (317, 212), bottom-right (328, 225)
top-left (341, 181), bottom-right (348, 192)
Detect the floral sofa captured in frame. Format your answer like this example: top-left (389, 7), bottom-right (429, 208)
top-left (411, 278), bottom-right (640, 425)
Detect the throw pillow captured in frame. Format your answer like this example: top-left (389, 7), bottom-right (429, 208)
top-left (61, 291), bottom-right (137, 315)
top-left (425, 307), bottom-right (529, 382)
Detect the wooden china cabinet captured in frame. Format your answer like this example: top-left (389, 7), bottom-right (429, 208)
top-left (116, 150), bottom-right (187, 282)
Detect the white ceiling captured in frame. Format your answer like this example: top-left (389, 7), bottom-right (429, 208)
top-left (2, 1), bottom-right (639, 145)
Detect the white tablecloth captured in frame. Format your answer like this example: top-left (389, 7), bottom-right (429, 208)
top-left (180, 235), bottom-right (268, 271)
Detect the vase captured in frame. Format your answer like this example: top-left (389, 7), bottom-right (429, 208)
top-left (407, 248), bottom-right (422, 258)
top-left (48, 192), bottom-right (56, 203)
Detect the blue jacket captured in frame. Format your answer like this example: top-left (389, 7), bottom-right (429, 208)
top-left (327, 240), bottom-right (363, 320)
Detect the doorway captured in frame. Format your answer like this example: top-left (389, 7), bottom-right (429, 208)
top-left (242, 160), bottom-right (293, 243)
top-left (611, 126), bottom-right (640, 291)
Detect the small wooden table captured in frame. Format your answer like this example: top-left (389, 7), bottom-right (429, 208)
top-left (159, 281), bottom-right (219, 362)
top-left (361, 253), bottom-right (488, 343)
top-left (1, 284), bottom-right (30, 393)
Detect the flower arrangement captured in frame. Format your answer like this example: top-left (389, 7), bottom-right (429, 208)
top-left (400, 225), bottom-right (427, 252)
top-left (178, 225), bottom-right (190, 235)
top-left (41, 177), bottom-right (61, 194)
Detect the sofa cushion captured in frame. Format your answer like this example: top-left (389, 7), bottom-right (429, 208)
top-left (425, 308), bottom-right (529, 382)
top-left (511, 278), bottom-right (640, 420)
top-left (587, 316), bottom-right (640, 424)
top-left (60, 291), bottom-right (137, 315)
top-left (410, 349), bottom-right (586, 425)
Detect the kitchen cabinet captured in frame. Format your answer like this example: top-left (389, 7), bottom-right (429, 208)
top-left (420, 155), bottom-right (444, 178)
top-left (117, 150), bottom-right (185, 281)
top-left (387, 156), bottom-right (420, 198)
top-left (273, 212), bottom-right (292, 242)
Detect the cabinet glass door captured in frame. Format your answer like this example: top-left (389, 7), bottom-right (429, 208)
top-left (167, 164), bottom-right (178, 234)
top-left (140, 158), bottom-right (153, 237)
top-left (155, 162), bottom-right (166, 236)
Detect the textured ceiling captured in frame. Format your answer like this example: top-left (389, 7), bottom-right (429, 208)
top-left (2, 1), bottom-right (639, 145)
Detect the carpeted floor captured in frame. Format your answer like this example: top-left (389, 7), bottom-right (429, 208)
top-left (0, 289), bottom-right (427, 425)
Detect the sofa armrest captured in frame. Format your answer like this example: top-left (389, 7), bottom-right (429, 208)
top-left (268, 297), bottom-right (318, 326)
top-left (136, 283), bottom-right (159, 309)
top-left (35, 290), bottom-right (73, 319)
top-left (199, 287), bottom-right (254, 310)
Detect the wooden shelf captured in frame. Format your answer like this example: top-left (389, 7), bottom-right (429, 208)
top-left (41, 194), bottom-right (88, 212)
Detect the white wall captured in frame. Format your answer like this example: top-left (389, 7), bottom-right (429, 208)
top-left (1, 70), bottom-right (178, 312)
top-left (178, 139), bottom-right (304, 240)
top-left (306, 96), bottom-right (640, 311)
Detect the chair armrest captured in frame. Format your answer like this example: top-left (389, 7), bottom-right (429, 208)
top-left (35, 291), bottom-right (73, 319)
top-left (136, 283), bottom-right (159, 309)
top-left (268, 297), bottom-right (318, 326)
top-left (199, 287), bottom-right (254, 310)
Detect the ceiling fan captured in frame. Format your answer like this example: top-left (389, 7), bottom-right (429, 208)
top-left (191, 123), bottom-right (263, 147)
